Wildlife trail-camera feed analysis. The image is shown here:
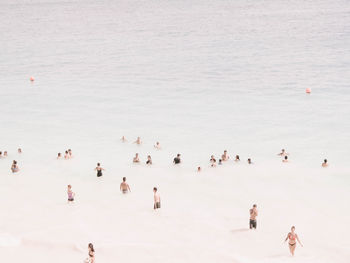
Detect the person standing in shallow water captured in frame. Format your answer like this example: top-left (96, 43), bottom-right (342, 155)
top-left (173, 154), bottom-right (181, 164)
top-left (134, 137), bottom-right (142, 145)
top-left (285, 226), bottom-right (303, 256)
top-left (249, 204), bottom-right (258, 229)
top-left (153, 187), bottom-right (161, 210)
top-left (11, 160), bottom-right (19, 173)
top-left (95, 163), bottom-right (104, 177)
top-left (85, 243), bottom-right (95, 263)
top-left (67, 185), bottom-right (75, 203)
top-left (120, 177), bottom-right (131, 194)
top-left (322, 159), bottom-right (328, 167)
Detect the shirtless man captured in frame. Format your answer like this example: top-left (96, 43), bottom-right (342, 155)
top-left (134, 137), bottom-right (142, 145)
top-left (120, 177), bottom-right (131, 194)
top-left (121, 136), bottom-right (127, 142)
top-left (249, 204), bottom-right (258, 229)
top-left (221, 150), bottom-right (229, 161)
top-left (153, 187), bottom-right (161, 210)
top-left (322, 159), bottom-right (328, 167)
top-left (248, 158), bottom-right (253, 164)
top-left (133, 153), bottom-right (140, 163)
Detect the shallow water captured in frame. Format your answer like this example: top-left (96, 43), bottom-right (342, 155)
top-left (0, 0), bottom-right (350, 262)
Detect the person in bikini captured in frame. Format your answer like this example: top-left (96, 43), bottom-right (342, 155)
top-left (284, 226), bottom-right (303, 256)
top-left (120, 177), bottom-right (131, 194)
top-left (85, 243), bottom-right (95, 263)
top-left (67, 185), bottom-right (75, 203)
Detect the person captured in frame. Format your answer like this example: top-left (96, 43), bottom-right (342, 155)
top-left (235, 155), bottom-right (240, 162)
top-left (121, 136), bottom-right (127, 142)
top-left (64, 150), bottom-right (69, 159)
top-left (0, 151), bottom-right (2, 158)
top-left (322, 159), bottom-right (328, 167)
top-left (154, 142), bottom-right (161, 149)
top-left (221, 150), bottom-right (229, 161)
top-left (67, 185), bottom-right (75, 203)
top-left (197, 166), bottom-right (201, 172)
top-left (146, 155), bottom-right (152, 165)
top-left (4, 151), bottom-right (7, 157)
top-left (283, 156), bottom-right (288, 163)
top-left (278, 149), bottom-right (288, 156)
top-left (57, 153), bottom-right (62, 159)
top-left (218, 159), bottom-right (223, 165)
top-left (284, 226), bottom-right (303, 256)
top-left (249, 204), bottom-right (258, 229)
top-left (173, 154), bottom-right (181, 164)
top-left (134, 137), bottom-right (142, 145)
top-left (133, 153), bottom-right (140, 163)
top-left (11, 160), bottom-right (19, 173)
top-left (95, 163), bottom-right (104, 177)
top-left (210, 155), bottom-right (216, 167)
top-left (120, 177), bottom-right (131, 194)
top-left (153, 187), bottom-right (161, 210)
top-left (85, 243), bottom-right (95, 263)
top-left (248, 158), bottom-right (252, 164)
top-left (68, 149), bottom-right (73, 158)
top-left (18, 148), bottom-right (22, 154)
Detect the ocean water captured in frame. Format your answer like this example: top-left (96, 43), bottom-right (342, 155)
top-left (0, 0), bottom-right (349, 262)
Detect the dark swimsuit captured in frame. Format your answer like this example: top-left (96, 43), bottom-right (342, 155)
top-left (97, 169), bottom-right (102, 177)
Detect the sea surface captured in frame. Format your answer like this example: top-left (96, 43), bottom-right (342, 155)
top-left (0, 0), bottom-right (349, 262)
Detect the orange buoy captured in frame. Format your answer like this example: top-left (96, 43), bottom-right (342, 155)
top-left (30, 76), bottom-right (34, 82)
top-left (306, 88), bottom-right (311, 94)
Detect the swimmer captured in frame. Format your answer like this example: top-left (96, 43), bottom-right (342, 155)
top-left (249, 204), bottom-right (258, 229)
top-left (322, 159), bottom-right (328, 167)
top-left (284, 226), bottom-right (303, 256)
top-left (11, 160), bottom-right (19, 173)
top-left (18, 148), bottom-right (22, 154)
top-left (0, 151), bottom-right (2, 158)
top-left (121, 136), bottom-right (127, 142)
top-left (68, 149), bottom-right (73, 158)
top-left (64, 150), bottom-right (69, 159)
top-left (146, 155), bottom-right (152, 165)
top-left (248, 158), bottom-right (253, 164)
top-left (67, 185), bottom-right (75, 203)
top-left (133, 153), bottom-right (140, 163)
top-left (120, 177), bottom-right (131, 194)
top-left (218, 159), bottom-right (223, 165)
top-left (153, 187), bottom-right (161, 210)
top-left (235, 155), bottom-right (240, 162)
top-left (221, 150), bottom-right (229, 161)
top-left (95, 163), bottom-right (105, 177)
top-left (134, 137), bottom-right (142, 145)
top-left (210, 155), bottom-right (216, 167)
top-left (4, 151), bottom-right (7, 157)
top-left (154, 141), bottom-right (161, 149)
top-left (57, 153), bottom-right (62, 159)
top-left (282, 156), bottom-right (289, 163)
top-left (173, 154), bottom-right (181, 164)
top-left (278, 149), bottom-right (289, 156)
top-left (197, 166), bottom-right (201, 172)
top-left (85, 243), bottom-right (95, 263)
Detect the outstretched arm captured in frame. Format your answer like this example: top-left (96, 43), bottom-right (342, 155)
top-left (284, 233), bottom-right (290, 242)
top-left (296, 235), bottom-right (303, 246)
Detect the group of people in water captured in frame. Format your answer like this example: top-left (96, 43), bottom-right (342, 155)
top-left (4, 138), bottom-right (324, 260)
